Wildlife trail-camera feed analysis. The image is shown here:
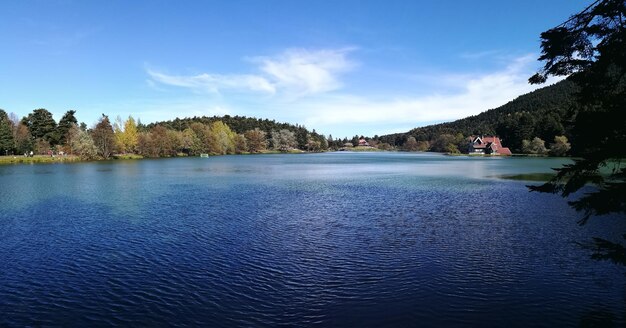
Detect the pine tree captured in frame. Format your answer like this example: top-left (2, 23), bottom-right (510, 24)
top-left (529, 0), bottom-right (626, 264)
top-left (0, 109), bottom-right (14, 154)
top-left (22, 108), bottom-right (58, 145)
top-left (57, 110), bottom-right (78, 146)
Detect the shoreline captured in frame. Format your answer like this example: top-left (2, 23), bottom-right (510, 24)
top-left (0, 150), bottom-right (574, 166)
top-left (0, 149), bottom-right (316, 166)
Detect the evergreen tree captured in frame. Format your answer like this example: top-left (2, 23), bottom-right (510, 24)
top-left (0, 109), bottom-right (14, 154)
top-left (22, 108), bottom-right (58, 145)
top-left (57, 110), bottom-right (78, 146)
top-left (529, 0), bottom-right (626, 263)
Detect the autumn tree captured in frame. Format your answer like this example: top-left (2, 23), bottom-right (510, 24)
top-left (234, 134), bottom-right (248, 154)
top-left (166, 129), bottom-right (182, 156)
top-left (305, 134), bottom-right (322, 152)
top-left (136, 132), bottom-right (153, 157)
top-left (112, 115), bottom-right (139, 154)
top-left (416, 140), bottom-right (430, 151)
top-left (404, 136), bottom-right (418, 151)
top-left (244, 128), bottom-right (267, 153)
top-left (65, 123), bottom-right (79, 155)
top-left (91, 114), bottom-right (115, 159)
top-left (123, 116), bottom-right (139, 153)
top-left (549, 135), bottom-right (571, 157)
top-left (181, 127), bottom-right (201, 155)
top-left (208, 121), bottom-right (235, 155)
top-left (271, 129), bottom-right (297, 151)
top-left (113, 116), bottom-right (125, 153)
top-left (70, 124), bottom-right (98, 160)
top-left (12, 120), bottom-right (32, 154)
top-left (190, 122), bottom-right (211, 154)
top-left (521, 137), bottom-right (548, 154)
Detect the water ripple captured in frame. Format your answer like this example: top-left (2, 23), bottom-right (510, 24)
top-left (0, 154), bottom-right (624, 327)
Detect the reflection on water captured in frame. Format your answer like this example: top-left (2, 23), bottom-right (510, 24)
top-left (0, 152), bottom-right (623, 327)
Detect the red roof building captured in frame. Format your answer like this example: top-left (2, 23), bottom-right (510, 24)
top-left (468, 136), bottom-right (512, 155)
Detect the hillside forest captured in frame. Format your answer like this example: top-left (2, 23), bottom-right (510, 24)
top-left (376, 79), bottom-right (579, 156)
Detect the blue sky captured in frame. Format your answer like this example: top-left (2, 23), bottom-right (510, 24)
top-left (1, 0), bottom-right (587, 138)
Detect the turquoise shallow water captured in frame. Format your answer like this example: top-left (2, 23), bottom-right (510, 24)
top-left (0, 152), bottom-right (624, 326)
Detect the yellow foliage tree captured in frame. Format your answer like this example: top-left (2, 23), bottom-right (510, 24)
top-left (208, 121), bottom-right (235, 155)
top-left (123, 116), bottom-right (138, 153)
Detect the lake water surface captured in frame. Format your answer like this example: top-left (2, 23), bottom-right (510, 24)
top-left (0, 152), bottom-right (624, 326)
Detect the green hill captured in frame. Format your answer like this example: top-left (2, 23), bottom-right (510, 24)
top-left (377, 79), bottom-right (580, 153)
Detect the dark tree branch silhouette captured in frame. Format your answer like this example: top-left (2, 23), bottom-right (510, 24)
top-left (529, 0), bottom-right (626, 263)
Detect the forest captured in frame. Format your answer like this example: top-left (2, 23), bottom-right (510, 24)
top-left (0, 109), bottom-right (335, 160)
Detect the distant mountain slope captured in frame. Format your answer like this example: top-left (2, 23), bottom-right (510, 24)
top-left (377, 79), bottom-right (580, 152)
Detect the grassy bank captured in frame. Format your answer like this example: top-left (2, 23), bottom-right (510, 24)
top-left (340, 146), bottom-right (382, 152)
top-left (0, 155), bottom-right (83, 165)
top-left (112, 154), bottom-right (144, 160)
top-left (0, 150), bottom-right (316, 165)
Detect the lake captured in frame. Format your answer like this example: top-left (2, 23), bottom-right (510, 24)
top-left (0, 152), bottom-right (624, 327)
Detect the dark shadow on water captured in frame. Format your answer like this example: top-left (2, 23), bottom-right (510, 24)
top-left (578, 235), bottom-right (626, 267)
top-left (576, 236), bottom-right (625, 327)
top-left (579, 307), bottom-right (616, 328)
top-left (497, 173), bottom-right (556, 182)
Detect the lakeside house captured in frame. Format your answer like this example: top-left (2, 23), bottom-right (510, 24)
top-left (358, 137), bottom-right (370, 147)
top-left (468, 136), bottom-right (512, 155)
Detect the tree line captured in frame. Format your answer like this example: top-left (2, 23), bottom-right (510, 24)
top-left (0, 109), bottom-right (340, 159)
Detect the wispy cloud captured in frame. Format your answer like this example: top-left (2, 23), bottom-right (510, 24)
top-left (29, 27), bottom-right (101, 55)
top-left (253, 48), bottom-right (356, 97)
top-left (147, 47), bottom-right (356, 98)
top-left (459, 49), bottom-right (504, 60)
top-left (290, 54), bottom-right (561, 136)
top-left (147, 70), bottom-right (275, 94)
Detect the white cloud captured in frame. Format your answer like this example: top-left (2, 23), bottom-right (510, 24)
top-left (147, 47), bottom-right (355, 98)
top-left (147, 70), bottom-right (275, 94)
top-left (291, 54), bottom-right (562, 136)
top-left (253, 48), bottom-right (356, 97)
